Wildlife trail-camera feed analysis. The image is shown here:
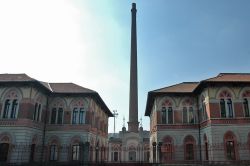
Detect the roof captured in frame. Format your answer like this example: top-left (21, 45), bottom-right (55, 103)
top-left (49, 83), bottom-right (95, 93)
top-left (145, 73), bottom-right (250, 116)
top-left (0, 73), bottom-right (36, 82)
top-left (0, 74), bottom-right (113, 117)
top-left (204, 73), bottom-right (250, 82)
top-left (152, 82), bottom-right (199, 93)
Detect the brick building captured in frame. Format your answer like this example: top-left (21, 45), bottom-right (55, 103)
top-left (0, 74), bottom-right (112, 164)
top-left (145, 73), bottom-right (250, 163)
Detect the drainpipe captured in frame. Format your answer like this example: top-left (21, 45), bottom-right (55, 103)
top-left (197, 96), bottom-right (202, 162)
top-left (40, 95), bottom-right (49, 165)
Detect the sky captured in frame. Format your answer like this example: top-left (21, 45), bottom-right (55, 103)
top-left (0, 0), bottom-right (250, 132)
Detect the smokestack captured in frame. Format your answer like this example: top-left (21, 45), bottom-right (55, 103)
top-left (128, 3), bottom-right (139, 132)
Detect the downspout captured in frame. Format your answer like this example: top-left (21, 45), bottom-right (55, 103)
top-left (197, 96), bottom-right (202, 162)
top-left (41, 95), bottom-right (49, 165)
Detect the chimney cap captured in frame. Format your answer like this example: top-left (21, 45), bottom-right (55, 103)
top-left (132, 3), bottom-right (136, 9)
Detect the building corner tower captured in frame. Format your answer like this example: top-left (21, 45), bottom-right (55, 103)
top-left (128, 3), bottom-right (139, 132)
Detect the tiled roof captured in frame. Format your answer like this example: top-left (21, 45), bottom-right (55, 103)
top-left (0, 73), bottom-right (113, 117)
top-left (204, 73), bottom-right (250, 82)
top-left (145, 73), bottom-right (250, 116)
top-left (0, 73), bottom-right (36, 82)
top-left (49, 83), bottom-right (96, 93)
top-left (152, 82), bottom-right (199, 93)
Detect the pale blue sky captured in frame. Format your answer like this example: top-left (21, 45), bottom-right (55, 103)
top-left (0, 0), bottom-right (250, 132)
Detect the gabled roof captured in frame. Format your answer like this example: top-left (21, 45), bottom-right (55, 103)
top-left (0, 73), bottom-right (113, 117)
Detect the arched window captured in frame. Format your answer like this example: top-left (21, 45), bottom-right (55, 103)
top-left (71, 99), bottom-right (85, 125)
top-left (0, 143), bottom-right (9, 161)
top-left (200, 96), bottom-right (208, 121)
top-left (50, 99), bottom-right (65, 124)
top-left (128, 145), bottom-right (136, 161)
top-left (161, 136), bottom-right (174, 162)
top-left (220, 99), bottom-right (226, 117)
top-left (224, 131), bottom-right (237, 160)
top-left (219, 90), bottom-right (234, 118)
top-left (2, 90), bottom-right (20, 119)
top-left (161, 99), bottom-right (174, 124)
top-left (3, 99), bottom-right (10, 118)
top-left (0, 135), bottom-right (11, 162)
top-left (49, 137), bottom-right (60, 161)
top-left (30, 144), bottom-right (36, 162)
top-left (168, 107), bottom-right (173, 124)
top-left (182, 98), bottom-right (195, 124)
top-left (72, 144), bottom-right (80, 161)
top-left (10, 99), bottom-right (18, 118)
top-left (161, 104), bottom-right (173, 124)
top-left (183, 107), bottom-right (194, 124)
top-left (113, 151), bottom-right (118, 161)
top-left (50, 145), bottom-right (58, 161)
top-left (161, 107), bottom-right (166, 124)
top-left (184, 135), bottom-right (196, 160)
top-left (70, 136), bottom-right (81, 161)
top-left (243, 99), bottom-right (250, 117)
top-left (128, 151), bottom-right (136, 161)
top-left (33, 102), bottom-right (42, 121)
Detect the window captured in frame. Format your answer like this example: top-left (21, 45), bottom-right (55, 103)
top-left (30, 144), bottom-right (35, 162)
top-left (183, 107), bottom-right (194, 124)
top-left (162, 143), bottom-right (173, 161)
top-left (185, 144), bottom-right (194, 160)
top-left (184, 135), bottom-right (195, 161)
top-left (72, 107), bottom-right (85, 124)
top-left (128, 151), bottom-right (136, 161)
top-left (33, 103), bottom-right (42, 121)
top-left (220, 99), bottom-right (226, 118)
top-left (205, 142), bottom-right (208, 160)
top-left (72, 108), bottom-right (78, 124)
top-left (57, 108), bottom-right (63, 124)
top-left (50, 145), bottom-right (58, 161)
top-left (226, 141), bottom-right (235, 160)
top-left (51, 108), bottom-right (57, 124)
top-left (3, 100), bottom-right (10, 118)
top-left (79, 108), bottom-right (85, 124)
top-left (227, 99), bottom-right (233, 118)
top-left (167, 107), bottom-right (173, 124)
top-left (50, 108), bottom-right (63, 124)
top-left (189, 107), bottom-right (194, 123)
top-left (10, 99), bottom-right (18, 118)
top-left (0, 143), bottom-right (9, 161)
top-left (202, 102), bottom-right (207, 121)
top-left (113, 152), bottom-right (118, 161)
top-left (183, 107), bottom-right (187, 123)
top-left (161, 107), bottom-right (166, 124)
top-left (243, 99), bottom-right (250, 117)
top-left (72, 145), bottom-right (80, 161)
top-left (2, 99), bottom-right (19, 119)
top-left (220, 98), bottom-right (234, 118)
